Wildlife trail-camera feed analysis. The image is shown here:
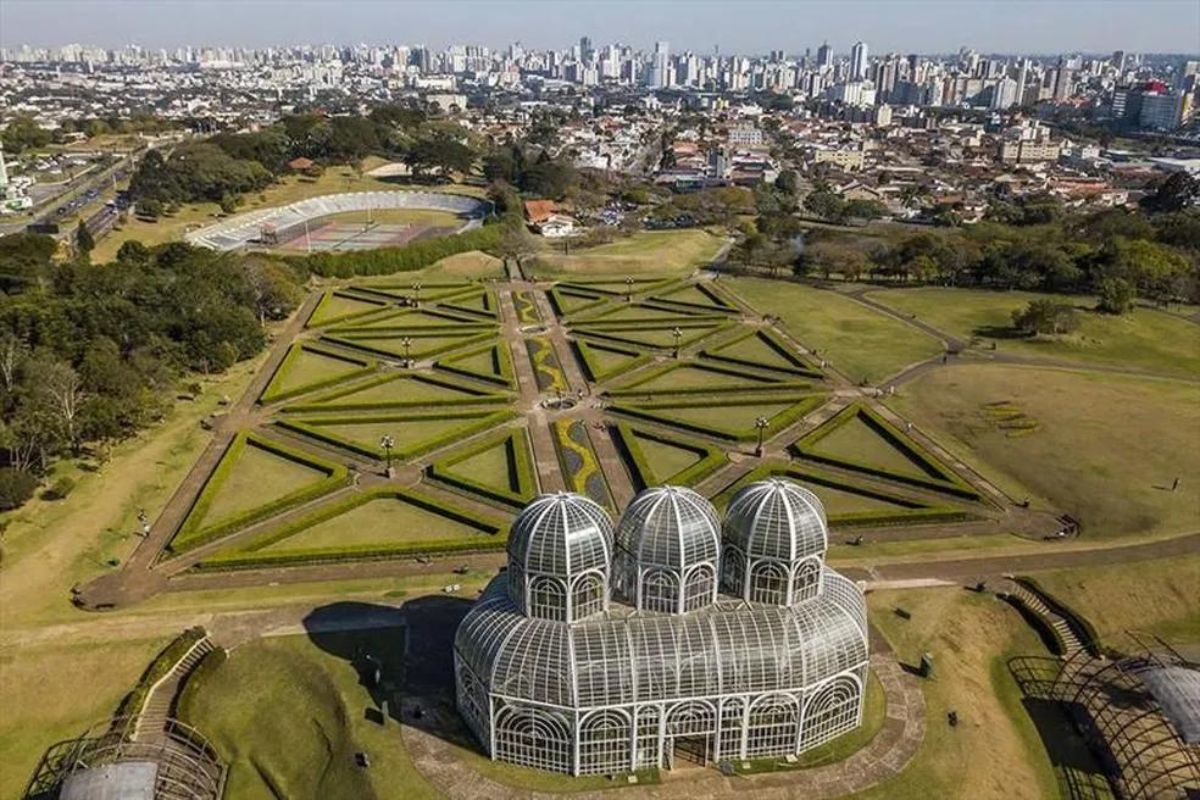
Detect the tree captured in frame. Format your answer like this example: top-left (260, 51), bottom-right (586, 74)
top-left (1011, 300), bottom-right (1080, 336)
top-left (494, 223), bottom-right (537, 272)
top-left (775, 169), bottom-right (799, 195)
top-left (74, 221), bottom-right (95, 255)
top-left (804, 189), bottom-right (846, 222)
top-left (1140, 172), bottom-right (1199, 214)
top-left (1096, 276), bottom-right (1136, 314)
top-left (843, 199), bottom-right (886, 221)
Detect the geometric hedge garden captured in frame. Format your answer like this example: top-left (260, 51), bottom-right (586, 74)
top-left (154, 271), bottom-right (1010, 577)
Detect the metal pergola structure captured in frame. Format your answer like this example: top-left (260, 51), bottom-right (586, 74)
top-left (25, 716), bottom-right (224, 800)
top-left (454, 479), bottom-right (871, 776)
top-left (1055, 634), bottom-right (1200, 800)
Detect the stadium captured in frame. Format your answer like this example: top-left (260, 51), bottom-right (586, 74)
top-left (453, 480), bottom-right (871, 775)
top-left (183, 190), bottom-right (492, 252)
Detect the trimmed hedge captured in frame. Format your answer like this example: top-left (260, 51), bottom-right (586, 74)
top-left (322, 329), bottom-right (495, 361)
top-left (791, 403), bottom-right (982, 501)
top-left (605, 360), bottom-right (811, 399)
top-left (439, 288), bottom-right (499, 320)
top-left (427, 428), bottom-right (538, 507)
top-left (197, 486), bottom-right (510, 570)
top-left (280, 372), bottom-right (509, 413)
top-left (288, 224), bottom-right (504, 278)
top-left (571, 322), bottom-right (732, 352)
top-left (611, 394), bottom-right (826, 442)
top-left (258, 343), bottom-right (376, 405)
top-left (571, 339), bottom-right (653, 383)
top-left (276, 408), bottom-right (516, 461)
top-left (114, 626), bottom-right (207, 720)
top-left (547, 286), bottom-right (609, 319)
top-left (166, 433), bottom-right (348, 556)
top-left (434, 340), bottom-right (517, 388)
top-left (648, 281), bottom-right (738, 313)
top-left (572, 301), bottom-right (725, 326)
top-left (557, 277), bottom-right (676, 297)
top-left (714, 463), bottom-right (975, 529)
top-left (610, 423), bottom-right (728, 490)
top-left (701, 328), bottom-right (824, 379)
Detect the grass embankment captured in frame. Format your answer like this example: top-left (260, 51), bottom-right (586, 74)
top-left (531, 230), bottom-right (727, 276)
top-left (859, 588), bottom-right (1060, 800)
top-left (0, 636), bottom-right (170, 800)
top-left (891, 364), bottom-right (1200, 538)
top-left (92, 160), bottom-right (485, 262)
top-left (867, 287), bottom-right (1200, 379)
top-left (1031, 554), bottom-right (1200, 645)
top-left (726, 278), bottom-right (943, 383)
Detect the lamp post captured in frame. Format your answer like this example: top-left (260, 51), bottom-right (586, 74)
top-left (412, 282), bottom-right (422, 307)
top-left (379, 434), bottom-right (395, 475)
top-left (625, 276), bottom-right (634, 303)
top-left (401, 336), bottom-right (413, 367)
top-left (671, 326), bottom-right (683, 359)
top-left (754, 416), bottom-right (769, 457)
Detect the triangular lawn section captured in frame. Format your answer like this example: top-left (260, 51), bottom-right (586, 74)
top-left (558, 277), bottom-right (673, 296)
top-left (548, 286), bottom-right (609, 317)
top-left (277, 409), bottom-right (514, 461)
top-left (439, 289), bottom-right (498, 320)
top-left (572, 322), bottom-right (728, 351)
top-left (790, 403), bottom-right (981, 500)
top-left (260, 343), bottom-right (375, 404)
top-left (434, 342), bottom-right (516, 388)
top-left (332, 308), bottom-right (486, 330)
top-left (167, 432), bottom-right (347, 555)
top-left (283, 372), bottom-right (506, 412)
top-left (348, 283), bottom-right (479, 303)
top-left (611, 423), bottom-right (726, 490)
top-left (650, 282), bottom-right (737, 312)
top-left (608, 361), bottom-right (787, 395)
top-left (703, 329), bottom-right (822, 378)
top-left (572, 340), bottom-right (652, 383)
top-left (201, 487), bottom-right (508, 568)
top-left (322, 331), bottom-right (493, 360)
top-left (307, 291), bottom-right (391, 327)
top-left (577, 302), bottom-right (715, 325)
top-left (713, 463), bottom-right (976, 528)
top-left (429, 428), bottom-right (537, 507)
top-left (611, 394), bottom-right (825, 442)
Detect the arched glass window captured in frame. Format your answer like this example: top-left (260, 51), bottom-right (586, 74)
top-left (528, 576), bottom-right (566, 621)
top-left (641, 569), bottom-right (679, 614)
top-left (683, 564), bottom-right (715, 611)
top-left (571, 572), bottom-right (606, 620)
top-left (793, 558), bottom-right (822, 604)
top-left (750, 561), bottom-right (789, 605)
top-left (494, 705), bottom-right (572, 773)
top-left (579, 709), bottom-right (631, 775)
top-left (747, 694), bottom-right (800, 756)
top-left (802, 676), bottom-right (861, 749)
top-left (720, 545), bottom-right (745, 596)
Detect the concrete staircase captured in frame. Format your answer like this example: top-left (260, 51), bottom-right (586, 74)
top-left (133, 635), bottom-right (215, 742)
top-left (1003, 579), bottom-right (1088, 660)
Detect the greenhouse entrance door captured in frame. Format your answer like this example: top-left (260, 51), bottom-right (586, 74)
top-left (669, 735), bottom-right (710, 769)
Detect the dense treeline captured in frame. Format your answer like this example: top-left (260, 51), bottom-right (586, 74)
top-left (799, 205), bottom-right (1200, 311)
top-left (0, 234), bottom-right (303, 509)
top-left (289, 224), bottom-right (504, 278)
top-left (127, 105), bottom-right (478, 215)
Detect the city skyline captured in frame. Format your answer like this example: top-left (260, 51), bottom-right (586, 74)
top-left (2, 0), bottom-right (1199, 55)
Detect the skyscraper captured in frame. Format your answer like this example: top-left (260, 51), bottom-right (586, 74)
top-left (816, 41), bottom-right (832, 69)
top-left (850, 41), bottom-right (869, 81)
top-left (649, 40), bottom-right (670, 88)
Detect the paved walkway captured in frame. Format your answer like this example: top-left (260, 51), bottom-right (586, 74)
top-left (400, 654), bottom-right (924, 800)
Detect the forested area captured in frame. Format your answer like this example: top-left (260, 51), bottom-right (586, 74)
top-left (0, 234), bottom-right (303, 509)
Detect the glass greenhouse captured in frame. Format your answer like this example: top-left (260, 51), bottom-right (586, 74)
top-left (454, 480), bottom-right (871, 775)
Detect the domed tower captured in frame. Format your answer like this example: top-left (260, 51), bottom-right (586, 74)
top-left (506, 492), bottom-right (614, 622)
top-left (614, 486), bottom-right (721, 614)
top-left (722, 478), bottom-right (828, 605)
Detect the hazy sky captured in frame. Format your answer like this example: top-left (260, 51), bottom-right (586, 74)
top-left (2, 0), bottom-right (1198, 55)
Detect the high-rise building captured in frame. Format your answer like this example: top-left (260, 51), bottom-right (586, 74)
top-left (579, 36), bottom-right (593, 64)
top-left (850, 41), bottom-right (869, 81)
top-left (816, 41), bottom-right (832, 69)
top-left (649, 40), bottom-right (670, 87)
top-left (1052, 60), bottom-right (1073, 102)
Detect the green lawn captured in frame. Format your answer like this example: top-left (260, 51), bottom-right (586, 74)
top-left (309, 293), bottom-right (390, 327)
top-left (621, 363), bottom-right (778, 392)
top-left (636, 434), bottom-right (705, 480)
top-left (289, 416), bottom-right (470, 456)
top-left (809, 415), bottom-right (932, 480)
top-left (658, 400), bottom-right (796, 429)
top-left (891, 364), bottom-right (1200, 538)
top-left (196, 442), bottom-right (328, 530)
top-left (1031, 554), bottom-right (1200, 645)
top-left (533, 230), bottom-right (726, 275)
top-left (177, 632), bottom-right (440, 800)
top-left (726, 278), bottom-right (943, 383)
top-left (268, 347), bottom-right (371, 399)
top-left (301, 374), bottom-right (494, 409)
top-left (259, 495), bottom-right (486, 551)
top-left (449, 440), bottom-right (514, 486)
top-left (855, 588), bottom-right (1062, 800)
top-left (866, 287), bottom-right (1200, 379)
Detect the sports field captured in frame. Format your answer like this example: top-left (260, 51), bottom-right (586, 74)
top-left (274, 220), bottom-right (455, 253)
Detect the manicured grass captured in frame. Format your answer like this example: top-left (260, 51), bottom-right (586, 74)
top-left (177, 632), bottom-right (440, 800)
top-left (0, 637), bottom-right (171, 800)
top-left (575, 323), bottom-right (726, 350)
top-left (615, 362), bottom-right (781, 392)
top-left (308, 292), bottom-right (391, 327)
top-left (1030, 555), bottom-right (1200, 645)
top-left (656, 400), bottom-right (795, 429)
top-left (866, 287), bottom-right (1200, 379)
top-left (287, 416), bottom-right (470, 455)
top-left (639, 435), bottom-right (704, 479)
top-left (287, 372), bottom-right (503, 411)
top-left (194, 440), bottom-right (331, 531)
top-left (891, 364), bottom-right (1200, 537)
top-left (725, 278), bottom-right (943, 383)
top-left (809, 414), bottom-right (933, 480)
top-left (532, 230), bottom-right (726, 275)
top-left (423, 250), bottom-right (504, 280)
top-left (259, 494), bottom-right (486, 551)
top-left (274, 349), bottom-right (367, 394)
top-left (326, 331), bottom-right (492, 360)
top-left (855, 588), bottom-right (1060, 800)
